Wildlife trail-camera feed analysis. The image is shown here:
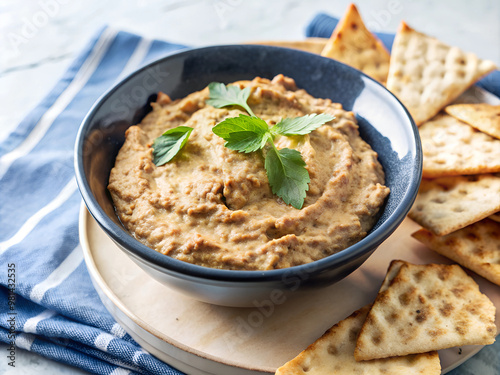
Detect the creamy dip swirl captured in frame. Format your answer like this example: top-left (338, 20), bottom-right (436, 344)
top-left (108, 75), bottom-right (390, 270)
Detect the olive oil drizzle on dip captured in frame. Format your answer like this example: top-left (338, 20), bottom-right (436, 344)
top-left (108, 75), bottom-right (389, 270)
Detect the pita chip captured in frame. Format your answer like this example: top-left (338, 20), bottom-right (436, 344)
top-left (275, 305), bottom-right (441, 375)
top-left (321, 4), bottom-right (390, 83)
top-left (412, 219), bottom-right (500, 286)
top-left (408, 174), bottom-right (500, 236)
top-left (354, 261), bottom-right (496, 361)
top-left (445, 103), bottom-right (500, 140)
top-left (419, 113), bottom-right (500, 178)
top-left (386, 22), bottom-right (497, 125)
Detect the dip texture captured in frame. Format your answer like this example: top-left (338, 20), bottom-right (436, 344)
top-left (108, 75), bottom-right (390, 270)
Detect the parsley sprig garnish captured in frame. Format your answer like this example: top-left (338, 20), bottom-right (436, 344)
top-left (210, 82), bottom-right (334, 209)
top-left (151, 82), bottom-right (334, 209)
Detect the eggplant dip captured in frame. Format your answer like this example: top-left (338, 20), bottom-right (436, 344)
top-left (108, 75), bottom-right (389, 270)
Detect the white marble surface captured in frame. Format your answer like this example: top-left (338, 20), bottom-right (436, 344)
top-left (0, 344), bottom-right (88, 375)
top-left (0, 0), bottom-right (499, 373)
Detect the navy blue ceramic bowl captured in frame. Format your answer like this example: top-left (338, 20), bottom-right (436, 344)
top-left (75, 45), bottom-right (422, 307)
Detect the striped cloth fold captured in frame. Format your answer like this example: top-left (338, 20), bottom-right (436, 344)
top-left (307, 13), bottom-right (500, 375)
top-left (1, 15), bottom-right (499, 375)
top-left (0, 27), bottom-right (186, 374)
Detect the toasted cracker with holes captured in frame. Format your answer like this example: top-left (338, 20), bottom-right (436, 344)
top-left (408, 174), bottom-right (500, 236)
top-left (419, 113), bottom-right (500, 178)
top-left (275, 305), bottom-right (441, 375)
top-left (320, 4), bottom-right (390, 83)
top-left (386, 22), bottom-right (496, 126)
top-left (354, 260), bottom-right (496, 361)
top-left (412, 219), bottom-right (500, 286)
top-left (251, 38), bottom-right (327, 54)
top-left (445, 103), bottom-right (500, 140)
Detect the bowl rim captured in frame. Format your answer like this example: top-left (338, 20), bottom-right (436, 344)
top-left (74, 44), bottom-right (422, 283)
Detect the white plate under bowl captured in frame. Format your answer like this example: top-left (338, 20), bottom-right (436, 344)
top-left (80, 86), bottom-right (500, 375)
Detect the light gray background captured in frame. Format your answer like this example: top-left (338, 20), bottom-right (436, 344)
top-left (1, 0), bottom-right (499, 373)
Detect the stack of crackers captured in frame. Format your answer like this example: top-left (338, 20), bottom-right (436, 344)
top-left (320, 3), bottom-right (500, 304)
top-left (285, 4), bottom-right (500, 286)
top-left (307, 3), bottom-right (500, 294)
top-left (269, 3), bottom-right (500, 374)
top-left (276, 260), bottom-right (496, 374)
top-left (410, 104), bottom-right (500, 286)
top-left (392, 15), bottom-right (500, 289)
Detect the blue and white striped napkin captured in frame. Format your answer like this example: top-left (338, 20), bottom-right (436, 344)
top-left (0, 28), bottom-right (186, 374)
top-left (1, 14), bottom-right (499, 375)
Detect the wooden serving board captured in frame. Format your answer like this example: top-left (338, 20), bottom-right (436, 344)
top-left (80, 51), bottom-right (500, 373)
top-left (80, 205), bottom-right (500, 375)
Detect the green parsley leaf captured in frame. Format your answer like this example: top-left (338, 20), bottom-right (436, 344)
top-left (212, 114), bottom-right (270, 153)
top-left (206, 82), bottom-right (255, 117)
top-left (271, 113), bottom-right (335, 136)
top-left (223, 131), bottom-right (273, 154)
top-left (152, 126), bottom-right (193, 166)
top-left (264, 146), bottom-right (310, 209)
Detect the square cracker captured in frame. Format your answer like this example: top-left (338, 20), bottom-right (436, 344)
top-left (419, 113), bottom-right (500, 178)
top-left (408, 174), bottom-right (500, 236)
top-left (445, 103), bottom-right (500, 140)
top-left (386, 22), bottom-right (496, 126)
top-left (354, 261), bottom-right (496, 361)
top-left (412, 218), bottom-right (500, 286)
top-left (320, 4), bottom-right (390, 83)
top-left (275, 305), bottom-right (441, 375)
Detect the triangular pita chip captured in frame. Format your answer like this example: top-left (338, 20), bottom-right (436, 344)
top-left (276, 305), bottom-right (441, 375)
top-left (412, 219), bottom-right (500, 286)
top-left (408, 174), bottom-right (500, 236)
top-left (354, 261), bottom-right (496, 361)
top-left (419, 113), bottom-right (500, 178)
top-left (446, 103), bottom-right (500, 140)
top-left (387, 22), bottom-right (497, 125)
top-left (321, 4), bottom-right (390, 83)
